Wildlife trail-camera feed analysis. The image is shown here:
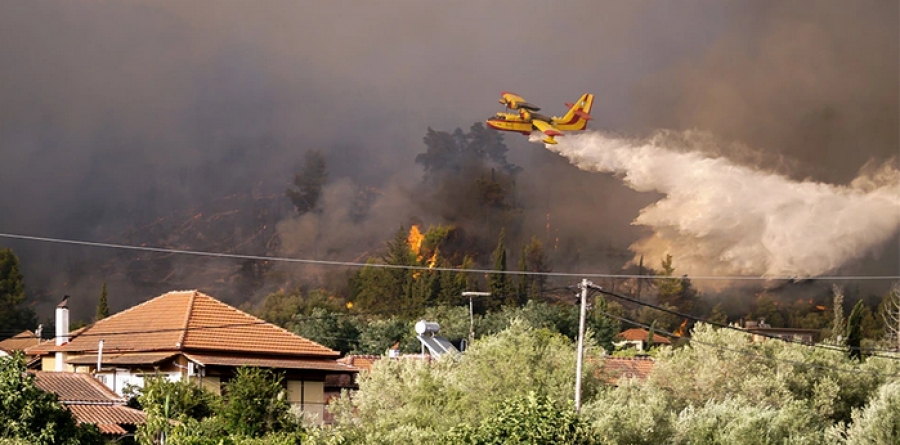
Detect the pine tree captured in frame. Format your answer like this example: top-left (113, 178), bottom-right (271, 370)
top-left (516, 246), bottom-right (528, 303)
top-left (656, 255), bottom-right (696, 313)
top-left (523, 237), bottom-right (550, 302)
top-left (0, 248), bottom-right (37, 337)
top-left (95, 282), bottom-right (110, 321)
top-left (646, 320), bottom-right (657, 352)
top-left (489, 229), bottom-right (515, 308)
top-left (350, 226), bottom-right (417, 313)
top-left (847, 300), bottom-right (865, 361)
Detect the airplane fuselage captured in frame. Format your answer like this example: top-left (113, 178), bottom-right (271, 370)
top-left (486, 112), bottom-right (533, 135)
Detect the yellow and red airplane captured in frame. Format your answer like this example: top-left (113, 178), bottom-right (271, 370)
top-left (486, 92), bottom-right (594, 144)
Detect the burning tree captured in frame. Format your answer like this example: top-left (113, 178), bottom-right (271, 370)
top-left (350, 225), bottom-right (471, 315)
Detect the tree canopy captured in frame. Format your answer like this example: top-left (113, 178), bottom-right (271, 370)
top-left (0, 249), bottom-right (37, 338)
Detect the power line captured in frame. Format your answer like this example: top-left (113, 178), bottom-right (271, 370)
top-left (590, 284), bottom-right (900, 360)
top-left (596, 308), bottom-right (900, 378)
top-left (2, 232), bottom-right (900, 281)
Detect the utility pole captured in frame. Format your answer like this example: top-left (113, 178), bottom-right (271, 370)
top-left (575, 278), bottom-right (591, 413)
top-left (462, 291), bottom-right (491, 346)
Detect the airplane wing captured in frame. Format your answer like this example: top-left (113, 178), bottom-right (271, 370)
top-left (531, 119), bottom-right (563, 144)
top-left (500, 92), bottom-right (540, 111)
top-left (531, 119), bottom-right (562, 137)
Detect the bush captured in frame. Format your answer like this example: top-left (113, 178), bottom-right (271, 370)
top-left (842, 381), bottom-right (900, 445)
top-left (447, 392), bottom-right (594, 445)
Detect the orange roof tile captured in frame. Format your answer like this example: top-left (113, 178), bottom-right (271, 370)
top-left (32, 371), bottom-right (148, 434)
top-left (53, 290), bottom-right (337, 358)
top-left (67, 405), bottom-right (147, 432)
top-left (601, 357), bottom-right (656, 384)
top-left (33, 371), bottom-right (123, 403)
top-left (615, 328), bottom-right (671, 344)
top-left (0, 330), bottom-right (44, 353)
top-left (337, 355), bottom-right (381, 372)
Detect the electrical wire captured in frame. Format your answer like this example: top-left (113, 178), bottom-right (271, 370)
top-left (2, 232), bottom-right (899, 281)
top-left (595, 308), bottom-right (900, 378)
top-left (589, 284), bottom-right (900, 360)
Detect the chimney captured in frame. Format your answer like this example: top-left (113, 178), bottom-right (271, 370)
top-left (56, 295), bottom-right (70, 346)
top-left (55, 295), bottom-right (70, 372)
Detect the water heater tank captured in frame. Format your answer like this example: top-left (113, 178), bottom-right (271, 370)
top-left (415, 320), bottom-right (440, 334)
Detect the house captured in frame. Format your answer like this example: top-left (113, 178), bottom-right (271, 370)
top-left (27, 290), bottom-right (358, 422)
top-left (0, 329), bottom-right (44, 356)
top-left (600, 356), bottom-right (656, 385)
top-left (613, 328), bottom-right (672, 352)
top-left (743, 319), bottom-right (820, 345)
top-left (32, 371), bottom-right (147, 438)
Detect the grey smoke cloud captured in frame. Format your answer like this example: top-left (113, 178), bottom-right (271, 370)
top-left (0, 1), bottom-right (896, 318)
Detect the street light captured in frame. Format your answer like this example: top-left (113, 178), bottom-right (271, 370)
top-left (462, 291), bottom-right (491, 345)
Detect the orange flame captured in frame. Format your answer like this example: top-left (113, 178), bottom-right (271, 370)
top-left (427, 251), bottom-right (438, 269)
top-left (815, 305), bottom-right (827, 311)
top-left (674, 319), bottom-right (688, 337)
top-left (408, 225), bottom-right (424, 257)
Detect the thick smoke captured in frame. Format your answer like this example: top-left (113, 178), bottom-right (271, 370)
top-left (548, 131), bottom-right (900, 279)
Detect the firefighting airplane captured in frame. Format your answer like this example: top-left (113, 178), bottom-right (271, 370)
top-left (486, 92), bottom-right (594, 144)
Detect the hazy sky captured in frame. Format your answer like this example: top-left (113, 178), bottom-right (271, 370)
top-left (1, 1), bottom-right (897, 317)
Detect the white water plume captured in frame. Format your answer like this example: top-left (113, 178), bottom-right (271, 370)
top-left (547, 131), bottom-right (900, 279)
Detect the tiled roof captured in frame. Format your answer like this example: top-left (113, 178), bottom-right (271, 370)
top-left (615, 328), bottom-right (671, 344)
top-left (32, 371), bottom-right (148, 434)
top-left (67, 405), bottom-right (147, 434)
top-left (53, 290), bottom-right (337, 358)
top-left (32, 371), bottom-right (122, 403)
top-left (337, 355), bottom-right (381, 372)
top-left (601, 357), bottom-right (655, 384)
top-left (184, 352), bottom-right (357, 373)
top-left (0, 330), bottom-right (44, 353)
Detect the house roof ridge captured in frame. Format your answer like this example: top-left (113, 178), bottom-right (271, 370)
top-left (177, 291), bottom-right (196, 348)
top-left (78, 290), bottom-right (196, 339)
top-left (606, 356), bottom-right (655, 361)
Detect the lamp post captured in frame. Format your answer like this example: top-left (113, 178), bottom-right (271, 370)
top-left (462, 291), bottom-right (491, 346)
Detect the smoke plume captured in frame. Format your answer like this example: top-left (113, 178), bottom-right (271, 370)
top-left (547, 131), bottom-right (900, 279)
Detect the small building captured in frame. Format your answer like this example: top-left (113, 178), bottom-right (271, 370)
top-left (613, 328), bottom-right (671, 352)
top-left (32, 371), bottom-right (147, 438)
top-left (0, 330), bottom-right (45, 356)
top-left (743, 319), bottom-right (820, 345)
top-left (27, 290), bottom-right (357, 422)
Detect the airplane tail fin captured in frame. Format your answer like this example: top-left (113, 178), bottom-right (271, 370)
top-left (554, 94), bottom-right (594, 131)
